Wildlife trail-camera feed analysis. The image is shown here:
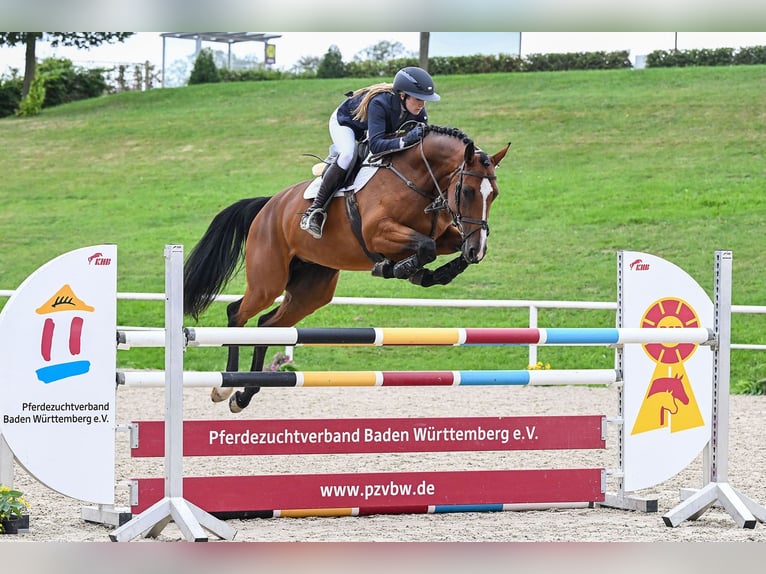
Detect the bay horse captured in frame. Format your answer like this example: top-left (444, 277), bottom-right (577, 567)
top-left (183, 125), bottom-right (510, 413)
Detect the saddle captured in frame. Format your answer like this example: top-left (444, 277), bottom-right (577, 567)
top-left (303, 140), bottom-right (390, 200)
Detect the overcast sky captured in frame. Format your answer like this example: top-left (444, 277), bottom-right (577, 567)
top-left (2, 32), bottom-right (766, 81)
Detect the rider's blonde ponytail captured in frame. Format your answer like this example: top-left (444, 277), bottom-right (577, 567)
top-left (351, 83), bottom-right (394, 122)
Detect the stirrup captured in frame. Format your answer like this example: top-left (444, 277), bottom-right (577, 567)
top-left (300, 208), bottom-right (327, 239)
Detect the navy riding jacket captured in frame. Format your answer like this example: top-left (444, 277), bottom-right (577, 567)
top-left (335, 90), bottom-right (428, 155)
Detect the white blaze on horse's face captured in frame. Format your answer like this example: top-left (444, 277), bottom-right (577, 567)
top-left (476, 177), bottom-right (494, 261)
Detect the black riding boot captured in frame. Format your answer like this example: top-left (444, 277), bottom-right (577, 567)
top-left (300, 162), bottom-right (347, 239)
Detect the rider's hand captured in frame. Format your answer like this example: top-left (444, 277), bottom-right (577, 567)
top-left (400, 125), bottom-right (424, 148)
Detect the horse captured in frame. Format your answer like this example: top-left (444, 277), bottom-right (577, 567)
top-left (183, 124), bottom-right (510, 413)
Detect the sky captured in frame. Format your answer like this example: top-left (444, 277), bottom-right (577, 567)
top-left (2, 32), bottom-right (766, 85)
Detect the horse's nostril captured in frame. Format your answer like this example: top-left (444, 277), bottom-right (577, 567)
top-left (464, 245), bottom-right (478, 263)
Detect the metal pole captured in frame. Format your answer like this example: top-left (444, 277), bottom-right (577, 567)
top-left (161, 36), bottom-right (166, 88)
top-left (711, 250), bottom-right (732, 483)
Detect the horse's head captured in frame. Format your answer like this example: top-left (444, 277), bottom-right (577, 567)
top-left (447, 139), bottom-right (510, 264)
top-left (391, 125), bottom-right (510, 269)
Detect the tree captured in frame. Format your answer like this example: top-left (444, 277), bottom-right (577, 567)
top-left (419, 32), bottom-right (430, 71)
top-left (317, 45), bottom-right (346, 78)
top-left (293, 55), bottom-right (321, 75)
top-left (0, 32), bottom-right (134, 97)
top-left (355, 40), bottom-right (408, 62)
top-left (188, 48), bottom-right (220, 84)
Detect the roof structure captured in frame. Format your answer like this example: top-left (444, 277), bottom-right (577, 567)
top-left (160, 32), bottom-right (282, 85)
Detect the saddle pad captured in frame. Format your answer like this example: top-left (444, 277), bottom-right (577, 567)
top-left (303, 165), bottom-right (379, 200)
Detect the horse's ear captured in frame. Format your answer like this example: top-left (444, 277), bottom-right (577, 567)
top-left (492, 142), bottom-right (511, 167)
top-left (463, 141), bottom-right (475, 163)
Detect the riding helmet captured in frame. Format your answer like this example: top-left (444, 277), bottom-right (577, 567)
top-left (393, 67), bottom-right (441, 102)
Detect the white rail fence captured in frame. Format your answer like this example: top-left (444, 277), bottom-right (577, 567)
top-left (3, 290), bottom-right (764, 366)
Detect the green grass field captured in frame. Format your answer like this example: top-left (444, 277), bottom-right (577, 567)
top-left (1, 66), bottom-right (764, 391)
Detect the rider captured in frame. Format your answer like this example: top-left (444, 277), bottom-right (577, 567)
top-left (300, 66), bottom-right (441, 239)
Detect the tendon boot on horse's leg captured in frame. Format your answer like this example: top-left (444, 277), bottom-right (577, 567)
top-left (392, 254), bottom-right (421, 279)
top-left (409, 256), bottom-right (470, 287)
top-left (300, 162), bottom-right (347, 239)
top-left (229, 345), bottom-right (266, 414)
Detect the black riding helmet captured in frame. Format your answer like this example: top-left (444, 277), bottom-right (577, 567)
top-left (393, 66), bottom-right (441, 102)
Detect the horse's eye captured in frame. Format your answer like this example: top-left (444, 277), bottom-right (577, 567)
top-left (460, 186), bottom-right (475, 200)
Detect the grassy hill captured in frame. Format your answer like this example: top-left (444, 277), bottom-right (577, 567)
top-left (1, 66), bottom-right (764, 390)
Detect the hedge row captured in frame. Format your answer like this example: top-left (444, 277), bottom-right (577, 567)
top-left (336, 46), bottom-right (765, 78)
top-left (314, 51), bottom-right (633, 79)
top-left (647, 45), bottom-right (766, 67)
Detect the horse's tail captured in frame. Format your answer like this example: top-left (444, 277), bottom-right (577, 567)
top-left (183, 197), bottom-right (271, 321)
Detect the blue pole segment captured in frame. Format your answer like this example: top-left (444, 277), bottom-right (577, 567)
top-left (544, 328), bottom-right (620, 345)
top-left (458, 370), bottom-right (531, 385)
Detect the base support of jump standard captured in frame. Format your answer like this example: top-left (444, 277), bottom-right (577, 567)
top-left (662, 251), bottom-right (766, 528)
top-left (109, 245), bottom-right (236, 542)
top-left (109, 497), bottom-right (235, 542)
top-left (82, 504), bottom-right (132, 527)
top-left (664, 483), bottom-right (766, 529)
top-left (600, 492), bottom-right (658, 513)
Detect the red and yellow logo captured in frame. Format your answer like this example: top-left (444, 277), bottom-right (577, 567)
top-left (631, 297), bottom-right (705, 435)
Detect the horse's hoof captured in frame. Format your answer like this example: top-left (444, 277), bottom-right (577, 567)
top-left (228, 394), bottom-right (243, 414)
top-left (211, 387), bottom-right (233, 403)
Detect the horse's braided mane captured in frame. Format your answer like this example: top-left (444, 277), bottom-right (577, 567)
top-left (425, 124), bottom-right (474, 147)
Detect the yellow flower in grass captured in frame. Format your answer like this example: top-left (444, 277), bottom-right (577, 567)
top-left (527, 361), bottom-right (552, 370)
top-left (0, 484), bottom-right (30, 533)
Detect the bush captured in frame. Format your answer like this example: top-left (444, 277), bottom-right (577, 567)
top-left (733, 45), bottom-right (766, 65)
top-left (188, 48), bottom-right (220, 84)
top-left (37, 58), bottom-right (108, 107)
top-left (218, 67), bottom-right (287, 82)
top-left (16, 75), bottom-right (45, 116)
top-left (0, 58), bottom-right (108, 119)
top-left (0, 73), bottom-right (22, 118)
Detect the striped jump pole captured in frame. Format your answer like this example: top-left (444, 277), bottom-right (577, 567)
top-left (117, 326), bottom-right (715, 349)
top-left (118, 368), bottom-right (619, 388)
top-left (186, 326), bottom-right (714, 346)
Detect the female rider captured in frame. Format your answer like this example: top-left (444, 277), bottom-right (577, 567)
top-left (300, 66), bottom-right (441, 239)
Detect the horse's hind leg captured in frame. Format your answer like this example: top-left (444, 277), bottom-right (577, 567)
top-left (229, 260), bottom-right (340, 413)
top-left (211, 298), bottom-right (246, 403)
top-left (225, 306), bottom-right (277, 411)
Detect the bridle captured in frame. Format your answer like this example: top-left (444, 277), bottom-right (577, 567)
top-left (451, 163), bottom-right (496, 240)
top-left (380, 141), bottom-right (496, 240)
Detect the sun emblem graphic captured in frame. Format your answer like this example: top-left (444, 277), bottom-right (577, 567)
top-left (631, 297), bottom-right (705, 435)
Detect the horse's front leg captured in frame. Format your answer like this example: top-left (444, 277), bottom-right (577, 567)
top-left (408, 226), bottom-right (470, 286)
top-left (375, 235), bottom-right (438, 280)
top-left (408, 255), bottom-right (470, 287)
top-left (393, 234), bottom-right (439, 278)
